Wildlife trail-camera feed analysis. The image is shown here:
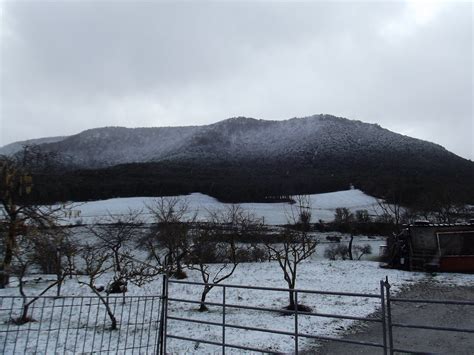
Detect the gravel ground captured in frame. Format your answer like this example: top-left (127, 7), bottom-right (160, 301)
top-left (313, 280), bottom-right (474, 355)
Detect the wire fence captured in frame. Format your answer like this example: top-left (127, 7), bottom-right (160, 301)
top-left (1, 279), bottom-right (473, 354)
top-left (0, 295), bottom-right (162, 354)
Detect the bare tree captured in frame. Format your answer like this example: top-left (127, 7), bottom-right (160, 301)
top-left (333, 207), bottom-right (356, 259)
top-left (375, 187), bottom-right (407, 233)
top-left (377, 199), bottom-right (405, 231)
top-left (287, 195), bottom-right (313, 230)
top-left (187, 205), bottom-right (257, 312)
top-left (143, 197), bottom-right (194, 278)
top-left (28, 226), bottom-right (76, 296)
top-left (267, 196), bottom-right (317, 310)
top-left (77, 244), bottom-right (118, 329)
top-left (90, 210), bottom-right (144, 274)
top-left (11, 234), bottom-right (67, 324)
top-left (89, 210), bottom-right (151, 301)
top-left (0, 147), bottom-right (67, 288)
top-left (353, 244), bottom-right (372, 260)
top-left (432, 201), bottom-right (467, 224)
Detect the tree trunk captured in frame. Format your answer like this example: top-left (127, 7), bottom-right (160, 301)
top-left (199, 286), bottom-right (211, 312)
top-left (114, 251), bottom-right (121, 273)
top-left (288, 289), bottom-right (295, 310)
top-left (87, 283), bottom-right (118, 330)
top-left (348, 234), bottom-right (354, 260)
top-left (176, 258), bottom-right (182, 274)
top-left (56, 280), bottom-right (62, 297)
top-left (67, 257), bottom-right (74, 279)
top-left (1, 219), bottom-right (17, 288)
top-left (100, 294), bottom-right (118, 330)
top-left (56, 252), bottom-right (62, 297)
top-left (18, 303), bottom-right (30, 324)
top-left (0, 269), bottom-right (8, 289)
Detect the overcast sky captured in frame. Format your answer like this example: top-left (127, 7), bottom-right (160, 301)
top-left (0, 0), bottom-right (472, 159)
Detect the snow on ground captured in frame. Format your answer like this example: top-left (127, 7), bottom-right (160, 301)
top-left (65, 189), bottom-right (384, 225)
top-left (2, 258), bottom-right (471, 353)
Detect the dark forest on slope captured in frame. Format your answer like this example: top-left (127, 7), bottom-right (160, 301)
top-left (29, 155), bottom-right (473, 208)
top-left (3, 116), bottom-right (473, 207)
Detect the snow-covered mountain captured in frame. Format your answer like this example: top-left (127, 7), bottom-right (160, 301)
top-left (0, 115), bottom-right (463, 168)
top-left (3, 114), bottom-right (473, 205)
top-left (0, 136), bottom-right (66, 156)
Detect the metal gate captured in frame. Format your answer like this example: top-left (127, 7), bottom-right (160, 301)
top-left (157, 276), bottom-right (474, 354)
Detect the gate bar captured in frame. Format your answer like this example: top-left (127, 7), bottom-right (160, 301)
top-left (222, 286), bottom-right (226, 355)
top-left (380, 280), bottom-right (388, 355)
top-left (385, 277), bottom-right (394, 355)
top-left (167, 279), bottom-right (381, 298)
top-left (167, 297), bottom-right (383, 322)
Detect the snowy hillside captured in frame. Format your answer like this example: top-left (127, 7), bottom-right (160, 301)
top-left (0, 115), bottom-right (456, 168)
top-left (66, 189), bottom-right (384, 225)
top-left (0, 136), bottom-right (66, 155)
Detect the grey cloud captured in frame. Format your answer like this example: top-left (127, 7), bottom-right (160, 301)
top-left (1, 1), bottom-right (472, 159)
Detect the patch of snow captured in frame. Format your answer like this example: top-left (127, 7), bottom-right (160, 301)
top-left (63, 189), bottom-right (384, 225)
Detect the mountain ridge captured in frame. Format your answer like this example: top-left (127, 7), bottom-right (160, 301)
top-left (1, 114), bottom-right (461, 166)
top-left (2, 114), bottom-right (472, 205)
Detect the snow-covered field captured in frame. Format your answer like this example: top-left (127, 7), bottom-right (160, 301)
top-left (2, 257), bottom-right (473, 354)
top-left (66, 189), bottom-right (384, 225)
top-left (2, 189), bottom-right (472, 353)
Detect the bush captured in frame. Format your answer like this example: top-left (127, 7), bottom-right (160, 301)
top-left (324, 244), bottom-right (349, 260)
top-left (235, 245), bottom-right (267, 262)
top-left (355, 210), bottom-right (370, 223)
top-left (353, 244), bottom-right (372, 260)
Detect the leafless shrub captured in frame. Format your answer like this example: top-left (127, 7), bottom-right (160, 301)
top-left (353, 244), bottom-right (372, 260)
top-left (324, 244), bottom-right (349, 260)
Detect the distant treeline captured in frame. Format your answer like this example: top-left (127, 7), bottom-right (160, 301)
top-left (29, 155), bottom-right (474, 208)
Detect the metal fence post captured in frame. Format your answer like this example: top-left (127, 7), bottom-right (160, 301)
top-left (294, 291), bottom-right (299, 354)
top-left (157, 275), bottom-right (169, 355)
top-left (222, 286), bottom-right (226, 355)
top-left (380, 280), bottom-right (388, 355)
top-left (384, 277), bottom-right (394, 355)
top-left (164, 275), bottom-right (170, 355)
